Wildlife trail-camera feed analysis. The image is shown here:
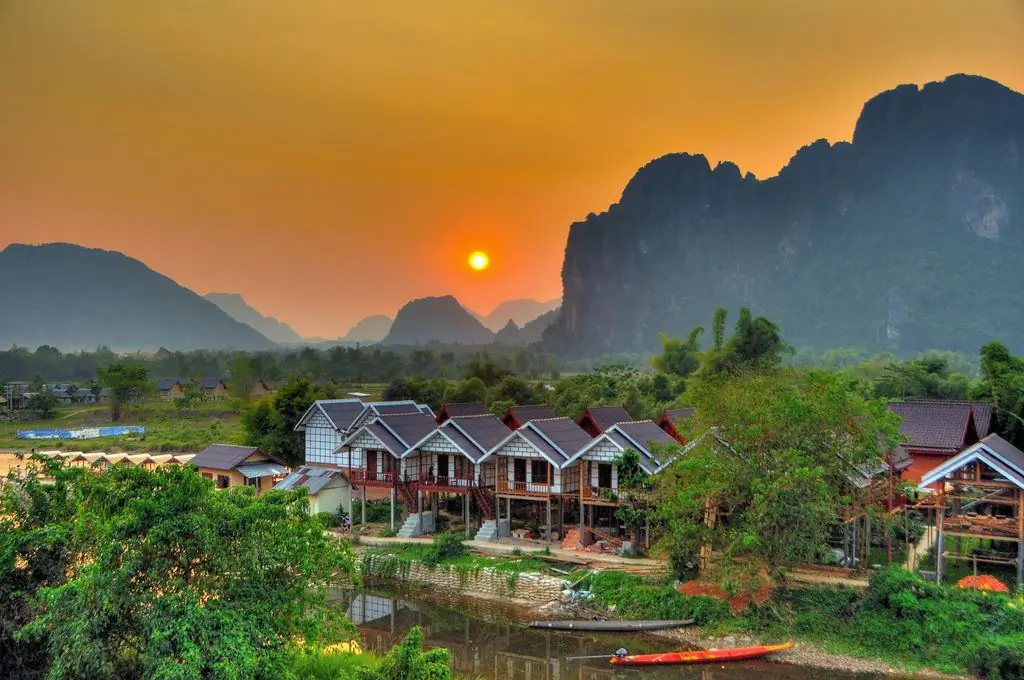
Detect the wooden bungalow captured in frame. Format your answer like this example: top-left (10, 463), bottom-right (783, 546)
top-left (480, 417), bottom-right (591, 541)
top-left (888, 401), bottom-right (994, 484)
top-left (435, 402), bottom-right (489, 424)
top-left (918, 434), bottom-right (1024, 585)
top-left (656, 407), bottom-right (694, 443)
top-left (200, 378), bottom-right (229, 400)
top-left (157, 379), bottom-right (186, 401)
top-left (189, 443), bottom-right (289, 494)
top-left (294, 399), bottom-right (430, 467)
top-left (501, 404), bottom-right (556, 431)
top-left (245, 379), bottom-right (273, 399)
top-left (576, 406), bottom-right (632, 438)
top-left (564, 420), bottom-right (681, 547)
top-left (336, 411), bottom-right (439, 530)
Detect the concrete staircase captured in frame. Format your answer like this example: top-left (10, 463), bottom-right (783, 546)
top-left (473, 519), bottom-right (510, 542)
top-left (397, 513), bottom-right (435, 538)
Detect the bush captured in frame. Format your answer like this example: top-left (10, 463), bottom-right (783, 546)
top-left (357, 500), bottom-right (402, 524)
top-left (584, 571), bottom-right (730, 625)
top-left (355, 626), bottom-right (451, 680)
top-left (423, 532), bottom-right (466, 566)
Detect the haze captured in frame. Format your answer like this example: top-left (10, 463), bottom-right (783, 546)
top-left (1, 1), bottom-right (1021, 338)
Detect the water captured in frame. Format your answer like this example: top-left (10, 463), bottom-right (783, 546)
top-left (331, 588), bottom-right (892, 680)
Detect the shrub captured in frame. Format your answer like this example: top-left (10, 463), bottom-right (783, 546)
top-left (423, 532), bottom-right (466, 566)
top-left (356, 626), bottom-right (451, 680)
top-left (584, 571), bottom-right (730, 625)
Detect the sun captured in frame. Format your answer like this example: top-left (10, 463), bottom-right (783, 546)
top-left (468, 251), bottom-right (490, 271)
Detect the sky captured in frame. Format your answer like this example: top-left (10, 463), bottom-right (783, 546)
top-left (1, 1), bottom-right (1022, 339)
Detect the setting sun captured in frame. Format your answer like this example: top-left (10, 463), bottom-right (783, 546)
top-left (468, 251), bottom-right (490, 271)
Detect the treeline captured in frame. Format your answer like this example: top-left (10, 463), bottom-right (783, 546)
top-left (0, 343), bottom-right (561, 384)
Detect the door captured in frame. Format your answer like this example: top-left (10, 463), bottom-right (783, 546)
top-left (437, 454), bottom-right (449, 480)
top-left (598, 463), bottom-right (613, 489)
top-left (366, 450), bottom-right (377, 481)
top-left (513, 459), bottom-right (527, 485)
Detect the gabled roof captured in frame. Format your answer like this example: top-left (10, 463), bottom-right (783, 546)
top-left (294, 398), bottom-right (365, 432)
top-left (157, 378), bottom-right (182, 391)
top-left (341, 412), bottom-right (439, 457)
top-left (190, 443), bottom-right (285, 471)
top-left (662, 407), bottom-right (695, 424)
top-left (501, 404), bottom-right (556, 429)
top-left (436, 402), bottom-right (490, 422)
top-left (578, 406), bottom-right (633, 434)
top-left (274, 466), bottom-right (348, 495)
top-left (201, 378), bottom-right (226, 390)
top-left (486, 417), bottom-right (592, 467)
top-left (567, 420), bottom-right (681, 474)
top-left (919, 434), bottom-right (1024, 490)
top-left (445, 415), bottom-right (510, 461)
top-left (349, 401), bottom-right (429, 432)
top-left (887, 401), bottom-right (979, 451)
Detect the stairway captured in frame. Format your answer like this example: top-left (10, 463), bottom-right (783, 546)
top-left (397, 512), bottom-right (435, 538)
top-left (471, 484), bottom-right (496, 520)
top-left (397, 481), bottom-right (418, 509)
top-left (473, 518), bottom-right (510, 542)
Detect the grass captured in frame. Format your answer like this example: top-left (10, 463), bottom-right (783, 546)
top-left (288, 649), bottom-right (376, 679)
top-left (0, 401), bottom-right (244, 451)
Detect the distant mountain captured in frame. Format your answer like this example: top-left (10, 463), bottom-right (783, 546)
top-left (383, 296), bottom-right (495, 345)
top-left (203, 292), bottom-right (302, 344)
top-left (552, 75), bottom-right (1024, 356)
top-left (493, 308), bottom-right (560, 345)
top-left (0, 243), bottom-right (276, 351)
top-left (480, 299), bottom-right (560, 331)
top-left (343, 315), bottom-right (393, 343)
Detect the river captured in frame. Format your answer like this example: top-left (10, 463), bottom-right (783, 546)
top-left (331, 587), bottom-right (900, 680)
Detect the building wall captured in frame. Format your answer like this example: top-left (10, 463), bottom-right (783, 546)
top-left (905, 450), bottom-right (953, 486)
top-left (310, 480), bottom-right (352, 516)
top-left (305, 409), bottom-right (344, 466)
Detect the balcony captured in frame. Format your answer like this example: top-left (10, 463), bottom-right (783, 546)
top-left (582, 485), bottom-right (620, 505)
top-left (417, 475), bottom-right (477, 493)
top-left (348, 469), bottom-right (399, 487)
top-left (497, 478), bottom-right (559, 497)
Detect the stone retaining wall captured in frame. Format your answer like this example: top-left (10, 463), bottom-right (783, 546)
top-left (361, 555), bottom-right (566, 605)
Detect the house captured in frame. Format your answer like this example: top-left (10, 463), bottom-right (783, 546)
top-left (577, 406), bottom-right (633, 438)
top-left (157, 379), bottom-right (185, 401)
top-left (200, 378), bottom-right (229, 400)
top-left (189, 443), bottom-right (289, 494)
top-left (274, 467), bottom-right (352, 517)
top-left (98, 388), bottom-right (112, 403)
top-left (501, 404), bottom-right (556, 430)
top-left (435, 402), bottom-right (490, 424)
top-left (50, 387), bottom-right (74, 404)
top-left (656, 407), bottom-right (694, 443)
top-left (887, 401), bottom-right (994, 484)
top-left (294, 399), bottom-right (430, 466)
top-left (245, 379), bottom-right (272, 399)
top-left (918, 434), bottom-right (1024, 585)
top-left (72, 388), bottom-right (99, 404)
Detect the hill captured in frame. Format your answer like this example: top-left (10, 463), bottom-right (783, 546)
top-left (203, 292), bottom-right (303, 344)
top-left (0, 243), bottom-right (276, 351)
top-left (343, 315), bottom-right (393, 343)
top-left (480, 298), bottom-right (560, 331)
top-left (383, 296), bottom-right (495, 345)
top-left (551, 75), bottom-right (1024, 356)
top-left (493, 308), bottom-right (560, 345)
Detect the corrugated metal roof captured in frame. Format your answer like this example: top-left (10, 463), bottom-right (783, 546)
top-left (274, 466), bottom-right (347, 495)
top-left (237, 463), bottom-right (289, 479)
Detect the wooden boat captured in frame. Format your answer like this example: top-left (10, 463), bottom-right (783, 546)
top-left (529, 619), bottom-right (693, 632)
top-left (609, 641), bottom-right (792, 666)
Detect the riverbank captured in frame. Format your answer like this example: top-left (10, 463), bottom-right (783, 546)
top-left (357, 542), bottom-right (1013, 679)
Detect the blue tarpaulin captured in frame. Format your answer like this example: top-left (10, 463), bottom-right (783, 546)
top-left (16, 426), bottom-right (145, 440)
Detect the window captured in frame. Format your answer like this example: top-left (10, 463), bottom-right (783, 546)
top-left (531, 460), bottom-right (550, 485)
top-left (245, 476), bottom-right (258, 488)
top-left (217, 475), bottom-right (231, 489)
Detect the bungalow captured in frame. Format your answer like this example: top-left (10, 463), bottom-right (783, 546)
top-left (656, 407), bottom-right (694, 443)
top-left (245, 379), bottom-right (272, 399)
top-left (918, 434), bottom-right (1024, 585)
top-left (274, 466), bottom-right (352, 517)
top-left (189, 443), bottom-right (289, 494)
top-left (577, 406), bottom-right (633, 438)
top-left (200, 378), bottom-right (229, 400)
top-left (50, 387), bottom-right (74, 404)
top-left (501, 404), bottom-right (556, 430)
top-left (72, 388), bottom-right (99, 404)
top-left (435, 402), bottom-right (489, 424)
top-left (294, 399), bottom-right (430, 466)
top-left (157, 379), bottom-right (186, 401)
top-left (888, 400), bottom-right (994, 484)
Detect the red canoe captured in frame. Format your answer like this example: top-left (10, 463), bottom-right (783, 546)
top-left (609, 641), bottom-right (792, 666)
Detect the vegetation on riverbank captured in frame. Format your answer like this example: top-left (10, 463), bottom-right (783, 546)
top-left (579, 567), bottom-right (1024, 679)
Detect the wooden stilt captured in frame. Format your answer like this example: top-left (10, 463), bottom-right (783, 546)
top-left (936, 504), bottom-right (945, 584)
top-left (361, 486), bottom-right (366, 525)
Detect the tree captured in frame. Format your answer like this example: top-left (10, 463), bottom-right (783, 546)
top-left (241, 377), bottom-right (325, 466)
top-left (443, 377), bottom-right (487, 404)
top-left (701, 308), bottom-right (788, 376)
top-left (970, 341), bottom-right (1024, 447)
top-left (356, 626), bottom-right (452, 680)
top-left (97, 363), bottom-right (151, 422)
top-left (654, 368), bottom-right (901, 575)
top-left (173, 379), bottom-right (204, 417)
top-left (3, 461), bottom-right (357, 679)
top-left (652, 328), bottom-right (704, 378)
top-left (26, 391), bottom-right (59, 420)
top-left (612, 448), bottom-right (656, 550)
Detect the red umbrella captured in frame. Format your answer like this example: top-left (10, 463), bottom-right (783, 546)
top-left (956, 575), bottom-right (1010, 593)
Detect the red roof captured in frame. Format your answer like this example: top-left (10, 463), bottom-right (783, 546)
top-left (887, 401), bottom-right (980, 452)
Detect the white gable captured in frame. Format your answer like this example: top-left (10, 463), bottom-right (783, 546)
top-left (492, 432), bottom-right (544, 460)
top-left (581, 438), bottom-right (623, 462)
top-left (414, 430), bottom-right (463, 455)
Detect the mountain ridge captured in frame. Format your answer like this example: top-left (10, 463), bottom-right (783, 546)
top-left (384, 295), bottom-right (495, 345)
top-left (203, 292), bottom-right (303, 344)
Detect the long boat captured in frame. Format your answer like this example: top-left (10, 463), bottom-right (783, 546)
top-left (528, 619), bottom-right (694, 632)
top-left (609, 641), bottom-right (792, 666)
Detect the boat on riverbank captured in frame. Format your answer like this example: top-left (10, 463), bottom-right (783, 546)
top-left (609, 641), bottom-right (792, 666)
top-left (529, 619), bottom-right (694, 632)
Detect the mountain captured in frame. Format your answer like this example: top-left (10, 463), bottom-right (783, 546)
top-left (493, 308), bottom-right (561, 345)
top-left (203, 292), bottom-right (303, 344)
top-left (0, 243), bottom-right (276, 351)
top-left (480, 298), bottom-right (561, 331)
top-left (552, 75), bottom-right (1024, 356)
top-left (343, 315), bottom-right (393, 343)
top-left (383, 296), bottom-right (495, 345)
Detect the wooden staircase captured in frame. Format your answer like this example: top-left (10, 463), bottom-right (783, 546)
top-left (471, 484), bottom-right (496, 520)
top-left (397, 481), bottom-right (418, 509)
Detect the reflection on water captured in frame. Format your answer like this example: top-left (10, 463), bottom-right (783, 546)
top-left (330, 588), bottom-right (889, 680)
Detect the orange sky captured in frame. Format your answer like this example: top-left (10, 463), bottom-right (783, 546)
top-left (1, 1), bottom-right (1022, 338)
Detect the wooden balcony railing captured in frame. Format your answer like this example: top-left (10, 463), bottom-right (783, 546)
top-left (582, 485), bottom-right (620, 504)
top-left (417, 475), bottom-right (476, 491)
top-left (348, 469), bottom-right (399, 486)
top-left (497, 478), bottom-right (556, 497)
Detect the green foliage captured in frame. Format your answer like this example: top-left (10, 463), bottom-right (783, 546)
top-left (651, 328), bottom-right (703, 378)
top-left (242, 377), bottom-right (325, 466)
top-left (582, 571), bottom-right (730, 625)
top-left (701, 308), bottom-right (789, 376)
top-left (288, 648), bottom-right (375, 680)
top-left (26, 391), bottom-right (58, 419)
top-left (871, 355), bottom-right (972, 400)
top-left (971, 341), bottom-right (1024, 447)
top-left (356, 626), bottom-right (451, 680)
top-left (97, 362), bottom-right (151, 422)
top-left (442, 377), bottom-right (486, 405)
top-left (423, 532), bottom-right (467, 567)
top-left (2, 460), bottom-right (358, 680)
top-left (655, 367), bottom-right (901, 572)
